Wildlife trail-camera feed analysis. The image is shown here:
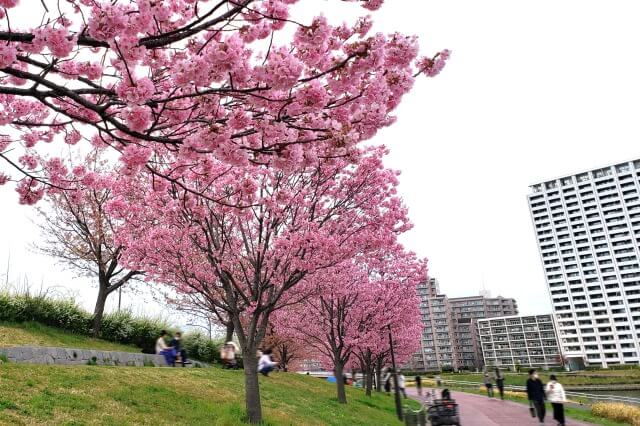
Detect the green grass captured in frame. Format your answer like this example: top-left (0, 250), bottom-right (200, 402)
top-left (0, 322), bottom-right (141, 353)
top-left (0, 364), bottom-right (416, 425)
top-left (441, 371), bottom-right (640, 387)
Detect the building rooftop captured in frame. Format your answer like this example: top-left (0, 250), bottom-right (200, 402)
top-left (528, 157), bottom-right (640, 193)
top-left (477, 313), bottom-right (553, 322)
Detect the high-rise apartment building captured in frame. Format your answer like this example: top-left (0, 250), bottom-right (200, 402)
top-left (407, 278), bottom-right (519, 371)
top-left (449, 296), bottom-right (518, 370)
top-left (410, 278), bottom-right (461, 371)
top-left (528, 159), bottom-right (640, 368)
top-left (478, 314), bottom-right (562, 371)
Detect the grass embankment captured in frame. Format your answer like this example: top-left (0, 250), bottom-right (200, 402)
top-left (0, 364), bottom-right (416, 425)
top-left (420, 378), bottom-right (629, 426)
top-left (442, 371), bottom-right (640, 387)
top-left (0, 322), bottom-right (140, 353)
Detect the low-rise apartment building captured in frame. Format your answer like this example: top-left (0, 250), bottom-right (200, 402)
top-left (478, 314), bottom-right (562, 371)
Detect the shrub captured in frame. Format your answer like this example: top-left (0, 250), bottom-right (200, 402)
top-left (0, 292), bottom-right (91, 333)
top-left (592, 402), bottom-right (640, 425)
top-left (100, 310), bottom-right (171, 354)
top-left (182, 331), bottom-right (221, 363)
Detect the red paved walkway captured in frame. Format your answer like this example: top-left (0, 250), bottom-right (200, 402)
top-left (406, 388), bottom-right (595, 426)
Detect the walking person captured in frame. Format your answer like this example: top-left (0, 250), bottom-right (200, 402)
top-left (383, 369), bottom-right (392, 393)
top-left (483, 372), bottom-right (494, 397)
top-left (526, 369), bottom-right (546, 424)
top-left (398, 373), bottom-right (407, 398)
top-left (546, 374), bottom-right (566, 426)
top-left (495, 368), bottom-right (505, 400)
top-left (415, 375), bottom-right (423, 397)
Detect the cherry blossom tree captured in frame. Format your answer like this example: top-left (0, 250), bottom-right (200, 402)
top-left (275, 247), bottom-right (424, 402)
top-left (262, 323), bottom-right (309, 372)
top-left (0, 0), bottom-right (449, 204)
top-left (36, 153), bottom-right (142, 336)
top-left (106, 147), bottom-right (411, 423)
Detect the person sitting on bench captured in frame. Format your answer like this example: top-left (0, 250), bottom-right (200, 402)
top-left (155, 330), bottom-right (175, 366)
top-left (169, 332), bottom-right (190, 366)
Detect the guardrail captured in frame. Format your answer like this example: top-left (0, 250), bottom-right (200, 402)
top-left (426, 379), bottom-right (640, 406)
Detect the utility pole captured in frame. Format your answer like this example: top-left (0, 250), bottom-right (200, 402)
top-left (117, 287), bottom-right (122, 311)
top-left (5, 251), bottom-right (10, 286)
top-left (388, 325), bottom-right (403, 421)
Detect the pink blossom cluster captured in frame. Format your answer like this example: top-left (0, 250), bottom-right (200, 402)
top-left (34, 27), bottom-right (76, 58)
top-left (0, 44), bottom-right (16, 69)
top-left (0, 0), bottom-right (18, 9)
top-left (0, 0), bottom-right (448, 199)
top-left (418, 49), bottom-right (452, 77)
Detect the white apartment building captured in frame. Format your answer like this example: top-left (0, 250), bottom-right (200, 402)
top-left (528, 159), bottom-right (640, 368)
top-left (478, 314), bottom-right (561, 371)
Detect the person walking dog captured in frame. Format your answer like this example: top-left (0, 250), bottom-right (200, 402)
top-left (546, 374), bottom-right (567, 426)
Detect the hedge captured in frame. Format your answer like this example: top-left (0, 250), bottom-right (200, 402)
top-left (0, 292), bottom-right (224, 363)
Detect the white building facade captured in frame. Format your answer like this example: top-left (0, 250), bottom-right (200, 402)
top-left (528, 160), bottom-right (640, 368)
top-left (478, 314), bottom-right (562, 371)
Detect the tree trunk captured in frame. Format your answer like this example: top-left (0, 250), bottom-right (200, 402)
top-left (92, 283), bottom-right (109, 337)
top-left (334, 361), bottom-right (347, 404)
top-left (225, 321), bottom-right (234, 342)
top-left (243, 351), bottom-right (262, 423)
top-left (375, 358), bottom-right (383, 392)
top-left (365, 366), bottom-right (373, 397)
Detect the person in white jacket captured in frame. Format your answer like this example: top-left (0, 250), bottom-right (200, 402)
top-left (397, 373), bottom-right (407, 398)
top-left (545, 374), bottom-right (567, 426)
top-left (257, 348), bottom-right (276, 376)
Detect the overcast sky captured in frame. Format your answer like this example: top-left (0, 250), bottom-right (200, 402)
top-left (2, 0), bottom-right (640, 321)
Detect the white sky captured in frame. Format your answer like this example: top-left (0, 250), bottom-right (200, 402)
top-left (2, 0), bottom-right (640, 321)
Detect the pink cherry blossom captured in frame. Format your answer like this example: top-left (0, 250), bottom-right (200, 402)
top-left (123, 106), bottom-right (152, 132)
top-left (64, 130), bottom-right (82, 145)
top-left (0, 44), bottom-right (16, 69)
top-left (116, 77), bottom-right (155, 104)
top-left (18, 154), bottom-right (38, 170)
top-left (0, 0), bottom-right (18, 8)
top-left (16, 178), bottom-right (44, 205)
top-left (120, 144), bottom-right (152, 169)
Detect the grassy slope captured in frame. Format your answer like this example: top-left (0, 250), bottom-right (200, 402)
top-left (0, 322), bottom-right (141, 353)
top-left (0, 364), bottom-right (416, 425)
top-left (441, 371), bottom-right (640, 387)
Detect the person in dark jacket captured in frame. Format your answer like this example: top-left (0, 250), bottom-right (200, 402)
top-left (415, 375), bottom-right (423, 397)
top-left (169, 332), bottom-right (190, 367)
top-left (526, 369), bottom-right (546, 424)
top-left (495, 368), bottom-right (505, 400)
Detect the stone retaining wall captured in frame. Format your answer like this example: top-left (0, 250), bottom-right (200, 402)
top-left (0, 346), bottom-right (171, 367)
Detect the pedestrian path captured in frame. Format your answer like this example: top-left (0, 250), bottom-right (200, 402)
top-left (406, 388), bottom-right (595, 426)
